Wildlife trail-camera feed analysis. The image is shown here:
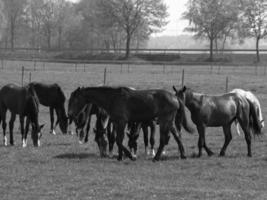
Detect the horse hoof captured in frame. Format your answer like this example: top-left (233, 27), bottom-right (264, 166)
top-left (117, 157), bottom-right (123, 161)
top-left (78, 140), bottom-right (84, 145)
top-left (219, 152), bottom-right (225, 157)
top-left (181, 155), bottom-right (187, 159)
top-left (247, 153), bottom-right (252, 157)
top-left (208, 152), bottom-right (214, 157)
top-left (50, 130), bottom-right (56, 135)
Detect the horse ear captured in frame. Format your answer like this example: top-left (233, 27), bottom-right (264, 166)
top-left (182, 86), bottom-right (187, 92)
top-left (173, 86), bottom-right (178, 93)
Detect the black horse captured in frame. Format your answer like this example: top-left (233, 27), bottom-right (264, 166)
top-left (0, 83), bottom-right (44, 147)
top-left (68, 95), bottom-right (115, 157)
top-left (27, 82), bottom-right (68, 134)
top-left (69, 86), bottom-right (194, 161)
top-left (127, 120), bottom-right (156, 157)
top-left (173, 86), bottom-right (262, 157)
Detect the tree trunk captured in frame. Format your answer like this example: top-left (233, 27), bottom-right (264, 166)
top-left (256, 37), bottom-right (260, 62)
top-left (209, 37), bottom-right (214, 62)
top-left (10, 19), bottom-right (15, 51)
top-left (125, 33), bottom-right (131, 58)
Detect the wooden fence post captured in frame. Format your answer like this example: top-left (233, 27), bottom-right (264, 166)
top-left (21, 66), bottom-right (25, 86)
top-left (75, 63), bottom-right (77, 72)
top-left (181, 69), bottom-right (185, 87)
top-left (29, 72), bottom-right (32, 83)
top-left (1, 59), bottom-right (3, 70)
top-left (103, 68), bottom-right (107, 85)
top-left (42, 62), bottom-right (45, 71)
top-left (83, 64), bottom-right (86, 72)
top-left (225, 76), bottom-right (229, 92)
top-left (34, 60), bottom-right (36, 71)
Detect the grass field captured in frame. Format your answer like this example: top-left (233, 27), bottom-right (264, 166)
top-left (0, 60), bottom-right (266, 200)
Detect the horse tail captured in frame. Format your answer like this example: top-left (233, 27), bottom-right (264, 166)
top-left (176, 98), bottom-right (194, 134)
top-left (28, 84), bottom-right (40, 109)
top-left (247, 99), bottom-right (262, 135)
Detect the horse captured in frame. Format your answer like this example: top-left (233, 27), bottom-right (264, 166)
top-left (27, 82), bottom-right (68, 135)
top-left (0, 83), bottom-right (44, 147)
top-left (173, 86), bottom-right (262, 157)
top-left (230, 88), bottom-right (264, 135)
top-left (127, 120), bottom-right (156, 157)
top-left (69, 86), bottom-right (194, 161)
top-left (68, 94), bottom-right (115, 157)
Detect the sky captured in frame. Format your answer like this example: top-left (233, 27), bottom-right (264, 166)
top-left (155, 0), bottom-right (188, 36)
top-left (68, 0), bottom-right (188, 36)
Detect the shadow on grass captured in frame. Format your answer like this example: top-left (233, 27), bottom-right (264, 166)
top-left (54, 152), bottom-right (98, 159)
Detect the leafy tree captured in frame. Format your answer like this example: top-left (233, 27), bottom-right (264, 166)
top-left (97, 0), bottom-right (168, 58)
top-left (239, 0), bottom-right (267, 62)
top-left (183, 0), bottom-right (240, 61)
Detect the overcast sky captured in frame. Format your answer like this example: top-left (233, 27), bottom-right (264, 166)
top-left (68, 0), bottom-right (189, 36)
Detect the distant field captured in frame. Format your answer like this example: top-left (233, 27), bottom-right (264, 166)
top-left (0, 60), bottom-right (266, 200)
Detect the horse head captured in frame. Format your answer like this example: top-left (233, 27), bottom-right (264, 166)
top-left (31, 123), bottom-right (45, 147)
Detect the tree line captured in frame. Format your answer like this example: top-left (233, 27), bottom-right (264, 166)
top-left (0, 0), bottom-right (266, 61)
top-left (0, 0), bottom-right (167, 58)
top-left (183, 0), bottom-right (267, 62)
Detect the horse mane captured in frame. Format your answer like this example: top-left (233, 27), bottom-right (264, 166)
top-left (54, 84), bottom-right (66, 103)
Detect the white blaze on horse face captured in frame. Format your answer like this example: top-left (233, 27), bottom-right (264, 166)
top-left (22, 139), bottom-right (27, 148)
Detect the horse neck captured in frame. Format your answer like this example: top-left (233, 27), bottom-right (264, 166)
top-left (185, 91), bottom-right (201, 109)
top-left (81, 88), bottom-right (112, 112)
top-left (26, 97), bottom-right (39, 127)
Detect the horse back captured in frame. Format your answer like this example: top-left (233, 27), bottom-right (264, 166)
top-left (29, 82), bottom-right (65, 107)
top-left (117, 89), bottom-right (179, 121)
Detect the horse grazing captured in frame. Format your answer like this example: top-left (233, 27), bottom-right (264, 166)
top-left (230, 88), bottom-right (264, 135)
top-left (69, 86), bottom-right (194, 161)
top-left (27, 82), bottom-right (68, 135)
top-left (0, 83), bottom-right (44, 147)
top-left (127, 120), bottom-right (156, 157)
top-left (68, 94), bottom-right (114, 157)
top-left (173, 86), bottom-right (262, 157)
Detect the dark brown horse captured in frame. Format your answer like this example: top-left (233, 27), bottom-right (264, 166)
top-left (27, 82), bottom-right (68, 135)
top-left (0, 83), bottom-right (44, 147)
top-left (69, 86), bottom-right (194, 161)
top-left (127, 120), bottom-right (156, 157)
top-left (173, 86), bottom-right (262, 157)
top-left (68, 95), bottom-right (114, 157)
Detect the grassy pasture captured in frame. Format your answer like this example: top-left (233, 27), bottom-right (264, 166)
top-left (0, 60), bottom-right (267, 200)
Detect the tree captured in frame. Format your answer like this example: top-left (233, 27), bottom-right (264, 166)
top-left (183, 0), bottom-right (240, 61)
top-left (97, 0), bottom-right (168, 58)
top-left (3, 0), bottom-right (27, 50)
top-left (239, 0), bottom-right (267, 62)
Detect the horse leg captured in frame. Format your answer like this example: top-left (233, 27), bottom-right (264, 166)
top-left (24, 117), bottom-right (30, 147)
top-left (107, 122), bottom-right (115, 157)
top-left (196, 125), bottom-right (212, 157)
top-left (219, 124), bottom-right (232, 156)
top-left (170, 124), bottom-right (186, 159)
top-left (49, 107), bottom-right (56, 135)
top-left (150, 122), bottom-right (156, 156)
top-left (84, 114), bottom-right (91, 143)
top-left (235, 120), bottom-right (241, 136)
top-left (115, 121), bottom-right (134, 161)
top-left (142, 124), bottom-right (149, 155)
top-left (1, 107), bottom-right (7, 146)
top-left (19, 116), bottom-right (25, 147)
top-left (238, 119), bottom-right (252, 157)
top-left (153, 122), bottom-right (170, 162)
top-left (9, 113), bottom-right (16, 145)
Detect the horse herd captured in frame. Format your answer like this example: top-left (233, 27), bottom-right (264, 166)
top-left (0, 82), bottom-right (264, 161)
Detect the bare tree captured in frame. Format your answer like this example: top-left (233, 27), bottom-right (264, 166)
top-left (97, 0), bottom-right (168, 58)
top-left (239, 0), bottom-right (267, 62)
top-left (3, 0), bottom-right (27, 50)
top-left (183, 0), bottom-right (240, 61)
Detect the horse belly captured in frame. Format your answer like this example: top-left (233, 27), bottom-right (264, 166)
top-left (204, 105), bottom-right (236, 127)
